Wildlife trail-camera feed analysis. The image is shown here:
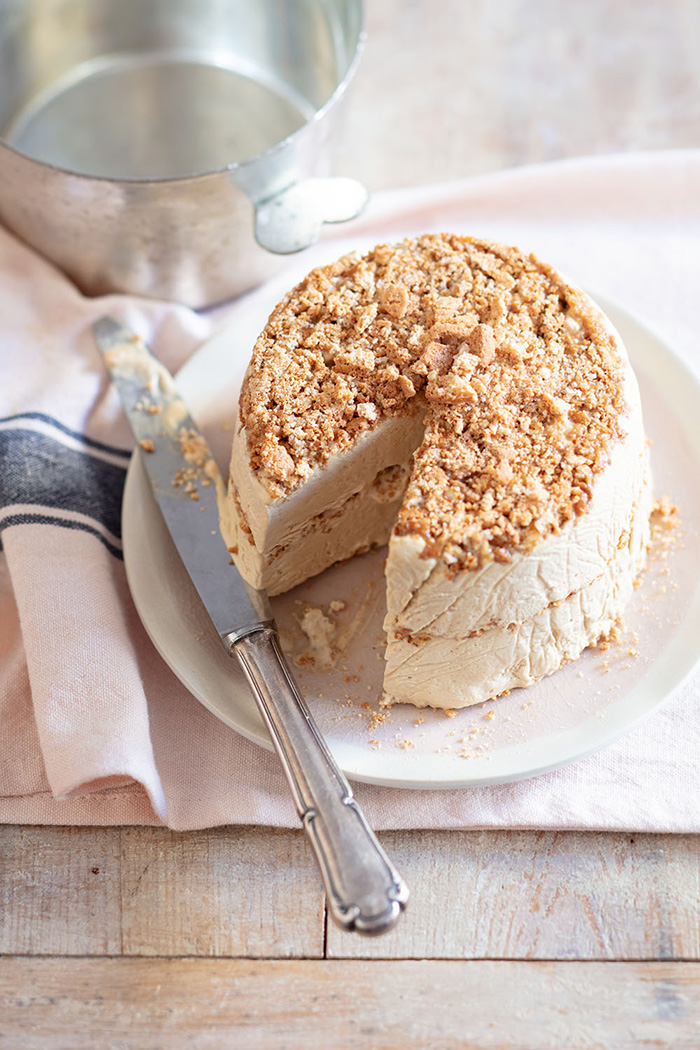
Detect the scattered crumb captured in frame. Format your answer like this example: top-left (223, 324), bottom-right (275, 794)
top-left (295, 606), bottom-right (336, 670)
top-left (176, 426), bottom-right (210, 468)
top-left (651, 495), bottom-right (678, 533)
top-left (139, 438), bottom-right (155, 453)
top-left (135, 398), bottom-right (162, 415)
top-left (598, 619), bottom-right (623, 648)
top-left (367, 709), bottom-right (390, 732)
top-left (646, 496), bottom-right (681, 571)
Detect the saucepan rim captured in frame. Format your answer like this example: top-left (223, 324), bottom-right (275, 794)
top-left (0, 0), bottom-right (366, 186)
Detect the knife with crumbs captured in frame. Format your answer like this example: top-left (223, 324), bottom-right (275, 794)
top-left (94, 316), bottom-right (408, 936)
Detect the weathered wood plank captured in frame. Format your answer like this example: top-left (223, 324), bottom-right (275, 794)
top-left (0, 826), bottom-right (325, 958)
top-left (4, 827), bottom-right (700, 962)
top-left (2, 958), bottom-right (700, 1049)
top-left (119, 826), bottom-right (324, 958)
top-left (0, 827), bottom-right (122, 956)
top-left (327, 831), bottom-right (700, 960)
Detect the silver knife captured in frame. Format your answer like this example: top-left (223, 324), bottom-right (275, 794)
top-left (94, 316), bottom-right (408, 936)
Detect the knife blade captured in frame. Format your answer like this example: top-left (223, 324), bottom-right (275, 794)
top-left (94, 316), bottom-right (408, 936)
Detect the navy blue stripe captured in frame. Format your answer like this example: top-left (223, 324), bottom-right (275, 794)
top-left (0, 512), bottom-right (123, 559)
top-left (0, 412), bottom-right (132, 459)
top-left (0, 427), bottom-right (127, 558)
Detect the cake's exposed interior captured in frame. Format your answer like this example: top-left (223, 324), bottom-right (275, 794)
top-left (222, 234), bottom-right (651, 709)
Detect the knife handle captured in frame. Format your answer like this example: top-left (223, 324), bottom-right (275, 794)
top-left (228, 625), bottom-right (408, 936)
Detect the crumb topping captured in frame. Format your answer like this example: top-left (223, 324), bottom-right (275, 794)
top-left (239, 234), bottom-right (627, 568)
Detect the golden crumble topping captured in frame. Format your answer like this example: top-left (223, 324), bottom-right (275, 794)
top-left (239, 234), bottom-right (627, 568)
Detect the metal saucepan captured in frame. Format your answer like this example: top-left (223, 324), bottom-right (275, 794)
top-left (0, 0), bottom-right (366, 307)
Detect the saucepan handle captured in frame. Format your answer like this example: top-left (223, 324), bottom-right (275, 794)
top-left (253, 177), bottom-right (369, 254)
top-left (228, 625), bottom-right (408, 935)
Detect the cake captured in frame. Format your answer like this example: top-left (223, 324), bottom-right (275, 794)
top-left (222, 234), bottom-right (651, 709)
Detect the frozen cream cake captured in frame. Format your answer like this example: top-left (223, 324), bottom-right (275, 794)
top-left (222, 234), bottom-right (651, 708)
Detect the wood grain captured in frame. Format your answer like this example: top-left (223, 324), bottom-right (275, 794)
top-left (0, 827), bottom-right (122, 956)
top-left (0, 826), bottom-right (324, 958)
top-left (2, 958), bottom-right (700, 1049)
top-left (4, 826), bottom-right (699, 962)
top-left (119, 826), bottom-right (324, 958)
top-left (327, 831), bottom-right (700, 960)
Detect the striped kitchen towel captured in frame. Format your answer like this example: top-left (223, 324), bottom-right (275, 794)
top-left (0, 230), bottom-right (213, 820)
top-left (0, 411), bottom-right (129, 558)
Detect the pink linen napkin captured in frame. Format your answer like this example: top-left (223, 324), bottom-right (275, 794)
top-left (1, 149), bottom-right (700, 831)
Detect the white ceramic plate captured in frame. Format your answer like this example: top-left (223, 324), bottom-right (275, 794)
top-left (122, 285), bottom-right (700, 789)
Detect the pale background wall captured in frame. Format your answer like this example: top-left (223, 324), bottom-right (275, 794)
top-left (337, 0), bottom-right (700, 189)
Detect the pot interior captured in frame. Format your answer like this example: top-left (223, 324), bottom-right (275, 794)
top-left (0, 0), bottom-right (362, 180)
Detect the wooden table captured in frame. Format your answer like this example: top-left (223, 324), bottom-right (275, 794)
top-left (3, 2), bottom-right (700, 1046)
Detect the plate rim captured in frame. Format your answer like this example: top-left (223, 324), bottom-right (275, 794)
top-left (122, 291), bottom-right (700, 789)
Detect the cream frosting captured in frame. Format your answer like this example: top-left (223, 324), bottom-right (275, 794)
top-left (222, 240), bottom-right (651, 710)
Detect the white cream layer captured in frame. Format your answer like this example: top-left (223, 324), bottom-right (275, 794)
top-left (382, 469), bottom-right (651, 708)
top-left (222, 411), bottom-right (425, 595)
